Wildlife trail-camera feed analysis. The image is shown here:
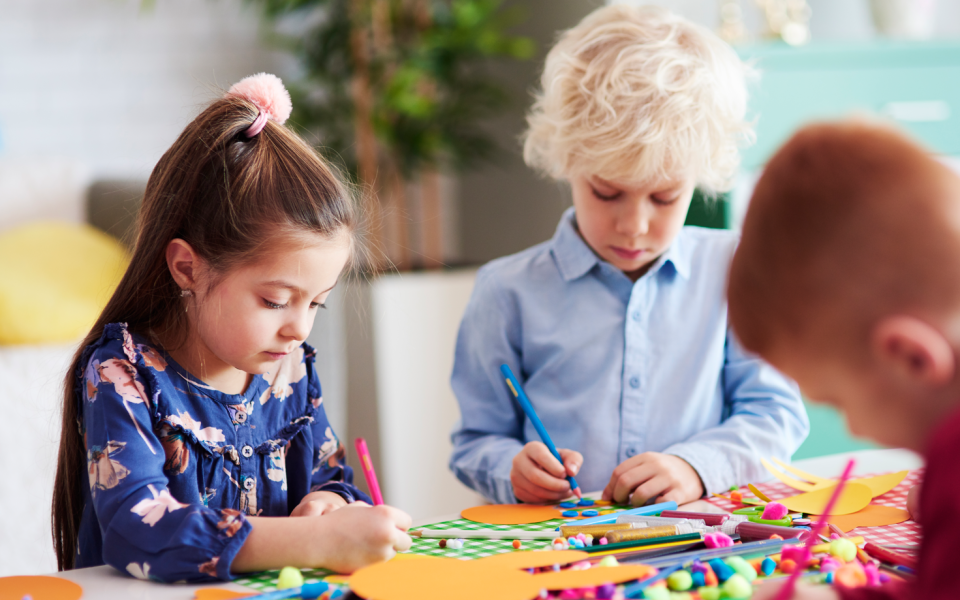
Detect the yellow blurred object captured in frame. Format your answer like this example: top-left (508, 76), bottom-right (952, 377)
top-left (0, 222), bottom-right (129, 344)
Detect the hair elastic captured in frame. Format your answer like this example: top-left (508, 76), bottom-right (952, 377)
top-left (226, 73), bottom-right (293, 138)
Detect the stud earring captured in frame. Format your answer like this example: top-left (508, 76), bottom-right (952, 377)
top-left (180, 289), bottom-right (193, 298)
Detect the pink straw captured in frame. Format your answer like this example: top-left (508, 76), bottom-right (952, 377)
top-left (774, 458), bottom-right (856, 600)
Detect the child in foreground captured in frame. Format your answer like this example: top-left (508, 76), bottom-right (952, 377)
top-left (729, 121), bottom-right (960, 599)
top-left (449, 4), bottom-right (808, 506)
top-left (51, 74), bottom-right (411, 582)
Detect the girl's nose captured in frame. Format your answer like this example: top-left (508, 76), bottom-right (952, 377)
top-left (282, 310), bottom-right (313, 342)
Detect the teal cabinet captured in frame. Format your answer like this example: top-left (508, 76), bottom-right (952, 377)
top-left (738, 40), bottom-right (960, 170)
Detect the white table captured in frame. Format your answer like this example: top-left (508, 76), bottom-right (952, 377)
top-left (38, 448), bottom-right (924, 599)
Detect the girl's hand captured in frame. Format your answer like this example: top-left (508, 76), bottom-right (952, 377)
top-left (906, 483), bottom-right (921, 521)
top-left (291, 491), bottom-right (349, 517)
top-left (601, 452), bottom-right (703, 506)
top-left (310, 503), bottom-right (412, 573)
top-left (511, 441), bottom-right (583, 503)
top-left (751, 580), bottom-right (840, 600)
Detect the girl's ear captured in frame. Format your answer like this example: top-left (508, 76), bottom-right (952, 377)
top-left (872, 315), bottom-right (955, 387)
top-left (166, 238), bottom-right (202, 291)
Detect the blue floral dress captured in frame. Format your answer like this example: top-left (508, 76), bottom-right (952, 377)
top-left (75, 322), bottom-right (368, 582)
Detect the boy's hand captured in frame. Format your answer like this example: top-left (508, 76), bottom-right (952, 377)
top-left (752, 580), bottom-right (840, 600)
top-left (310, 503), bottom-right (412, 572)
top-left (602, 452), bottom-right (703, 506)
top-left (291, 490), bottom-right (350, 517)
top-left (511, 441), bottom-right (583, 504)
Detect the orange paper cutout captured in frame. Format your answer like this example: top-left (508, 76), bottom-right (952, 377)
top-left (478, 550), bottom-right (588, 569)
top-left (809, 504), bottom-right (911, 532)
top-left (461, 504), bottom-right (562, 525)
top-left (0, 576), bottom-right (83, 600)
top-left (531, 564), bottom-right (657, 589)
top-left (350, 556), bottom-right (542, 600)
top-left (193, 590), bottom-right (255, 600)
top-left (779, 482), bottom-right (873, 515)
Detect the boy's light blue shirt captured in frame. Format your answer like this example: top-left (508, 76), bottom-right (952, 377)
top-left (449, 207), bottom-right (809, 504)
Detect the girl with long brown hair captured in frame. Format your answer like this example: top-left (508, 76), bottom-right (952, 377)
top-left (51, 73), bottom-right (411, 582)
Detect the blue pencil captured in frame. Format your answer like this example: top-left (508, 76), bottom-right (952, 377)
top-left (500, 363), bottom-right (582, 499)
top-left (567, 501), bottom-right (679, 527)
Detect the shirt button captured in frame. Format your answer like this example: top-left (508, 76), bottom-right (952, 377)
top-left (626, 447), bottom-right (637, 458)
top-left (629, 376), bottom-right (640, 389)
top-left (632, 311), bottom-right (641, 321)
top-left (241, 445), bottom-right (254, 458)
top-left (243, 477), bottom-right (256, 491)
top-left (235, 411), bottom-right (247, 424)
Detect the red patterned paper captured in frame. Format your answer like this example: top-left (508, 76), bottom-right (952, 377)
top-left (705, 469), bottom-right (924, 547)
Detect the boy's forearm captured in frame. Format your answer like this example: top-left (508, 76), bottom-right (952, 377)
top-left (450, 432), bottom-right (523, 503)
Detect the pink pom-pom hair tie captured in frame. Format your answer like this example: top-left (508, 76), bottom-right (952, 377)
top-left (226, 73), bottom-right (293, 138)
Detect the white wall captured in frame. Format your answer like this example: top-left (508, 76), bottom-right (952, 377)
top-left (370, 270), bottom-right (485, 520)
top-left (0, 0), bottom-right (287, 180)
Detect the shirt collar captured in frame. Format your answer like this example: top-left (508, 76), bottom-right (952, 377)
top-left (550, 207), bottom-right (692, 282)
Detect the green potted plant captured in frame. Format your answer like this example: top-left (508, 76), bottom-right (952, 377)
top-left (256, 0), bottom-right (535, 269)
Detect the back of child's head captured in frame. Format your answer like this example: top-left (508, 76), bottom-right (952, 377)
top-left (52, 74), bottom-right (359, 570)
top-left (729, 120), bottom-right (960, 361)
top-left (522, 4), bottom-right (753, 194)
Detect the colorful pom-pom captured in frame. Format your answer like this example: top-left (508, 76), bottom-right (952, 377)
top-left (722, 573), bottom-right (753, 599)
top-left (227, 73), bottom-right (292, 125)
top-left (830, 538), bottom-right (857, 562)
top-left (512, 539), bottom-right (522, 549)
top-left (667, 570), bottom-right (693, 591)
top-left (277, 566), bottom-right (304, 590)
top-left (704, 532), bottom-right (734, 549)
top-left (761, 502), bottom-right (788, 521)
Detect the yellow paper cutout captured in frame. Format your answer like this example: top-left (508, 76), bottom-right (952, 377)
top-left (531, 564), bottom-right (657, 589)
top-left (0, 576), bottom-right (83, 600)
top-left (747, 484), bottom-right (772, 503)
top-left (779, 482), bottom-right (873, 515)
top-left (771, 458), bottom-right (831, 484)
top-left (350, 556), bottom-right (542, 600)
top-left (477, 549), bottom-right (588, 569)
top-left (461, 504), bottom-right (562, 525)
top-left (760, 458), bottom-right (831, 492)
top-left (849, 471), bottom-right (909, 498)
top-left (809, 504), bottom-right (911, 532)
top-left (194, 590), bottom-right (254, 600)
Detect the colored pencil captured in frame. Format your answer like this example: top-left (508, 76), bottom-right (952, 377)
top-left (774, 459), bottom-right (857, 600)
top-left (354, 437), bottom-right (384, 506)
top-left (583, 531), bottom-right (703, 553)
top-left (500, 363), bottom-right (581, 498)
top-left (627, 537), bottom-right (802, 568)
top-left (564, 500), bottom-right (679, 527)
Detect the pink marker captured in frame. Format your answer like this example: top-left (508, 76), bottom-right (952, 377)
top-left (774, 459), bottom-right (857, 600)
top-left (354, 437), bottom-right (384, 505)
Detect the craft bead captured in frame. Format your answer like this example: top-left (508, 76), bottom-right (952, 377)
top-left (559, 502), bottom-right (577, 509)
top-left (438, 539), bottom-right (447, 548)
top-left (642, 585), bottom-right (670, 600)
top-left (691, 572), bottom-right (706, 587)
top-left (760, 557), bottom-right (777, 576)
top-left (562, 510), bottom-right (579, 518)
top-left (779, 559), bottom-right (797, 574)
top-left (577, 499), bottom-right (595, 507)
top-left (581, 509), bottom-right (599, 517)
top-left (597, 583), bottom-right (617, 599)
top-left (761, 502), bottom-right (788, 521)
top-left (667, 570), bottom-right (693, 591)
top-left (599, 537), bottom-right (608, 545)
top-left (598, 556), bottom-right (619, 567)
top-left (834, 562), bottom-right (867, 588)
top-left (722, 574), bottom-right (753, 599)
top-left (599, 510), bottom-right (615, 515)
top-left (724, 557), bottom-right (757, 582)
top-left (276, 566), bottom-right (304, 590)
top-left (512, 540), bottom-right (522, 549)
top-left (708, 559), bottom-right (735, 583)
top-left (703, 566), bottom-right (719, 587)
top-left (820, 557), bottom-right (841, 573)
top-left (830, 538), bottom-right (857, 562)
top-left (730, 491), bottom-right (743, 503)
top-left (698, 587), bottom-right (721, 600)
